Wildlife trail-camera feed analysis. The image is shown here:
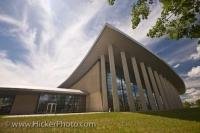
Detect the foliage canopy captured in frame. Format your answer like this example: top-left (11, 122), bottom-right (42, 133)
top-left (108, 0), bottom-right (200, 44)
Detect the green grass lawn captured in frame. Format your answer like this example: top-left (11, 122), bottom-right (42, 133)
top-left (0, 108), bottom-right (200, 133)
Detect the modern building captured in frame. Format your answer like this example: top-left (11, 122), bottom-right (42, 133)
top-left (0, 85), bottom-right (86, 115)
top-left (0, 24), bottom-right (185, 115)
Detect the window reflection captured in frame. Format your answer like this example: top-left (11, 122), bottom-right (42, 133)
top-left (0, 95), bottom-right (15, 114)
top-left (37, 94), bottom-right (86, 113)
top-left (106, 64), bottom-right (130, 112)
top-left (105, 59), bottom-right (150, 111)
top-left (106, 67), bottom-right (114, 112)
top-left (116, 69), bottom-right (129, 111)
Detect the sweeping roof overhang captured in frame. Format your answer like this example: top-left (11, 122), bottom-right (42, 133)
top-left (59, 24), bottom-right (185, 94)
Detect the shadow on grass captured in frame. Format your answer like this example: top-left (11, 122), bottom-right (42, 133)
top-left (139, 107), bottom-right (200, 122)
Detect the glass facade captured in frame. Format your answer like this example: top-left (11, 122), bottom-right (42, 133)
top-left (105, 54), bottom-right (150, 111)
top-left (37, 94), bottom-right (86, 114)
top-left (106, 62), bottom-right (130, 112)
top-left (106, 63), bottom-right (114, 112)
top-left (116, 69), bottom-right (129, 111)
top-left (144, 88), bottom-right (151, 110)
top-left (131, 83), bottom-right (141, 111)
top-left (0, 95), bottom-right (15, 114)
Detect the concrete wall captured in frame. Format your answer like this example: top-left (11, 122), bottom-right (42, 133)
top-left (10, 94), bottom-right (38, 115)
top-left (71, 61), bottom-right (103, 112)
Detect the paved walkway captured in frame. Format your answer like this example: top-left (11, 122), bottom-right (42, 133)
top-left (2, 112), bottom-right (104, 118)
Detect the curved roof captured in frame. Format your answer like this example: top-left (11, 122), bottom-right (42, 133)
top-left (59, 24), bottom-right (185, 94)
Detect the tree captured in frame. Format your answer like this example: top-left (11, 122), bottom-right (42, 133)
top-left (196, 99), bottom-right (200, 107)
top-left (108, 0), bottom-right (200, 44)
top-left (108, 0), bottom-right (115, 5)
top-left (183, 101), bottom-right (191, 108)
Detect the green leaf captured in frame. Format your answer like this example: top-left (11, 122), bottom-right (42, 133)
top-left (131, 0), bottom-right (150, 29)
top-left (108, 0), bottom-right (115, 5)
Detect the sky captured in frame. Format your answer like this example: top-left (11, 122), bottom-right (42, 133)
top-left (0, 0), bottom-right (199, 102)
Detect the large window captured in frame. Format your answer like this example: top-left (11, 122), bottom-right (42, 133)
top-left (106, 64), bottom-right (129, 112)
top-left (37, 94), bottom-right (86, 114)
top-left (106, 67), bottom-right (114, 112)
top-left (116, 69), bottom-right (129, 111)
top-left (0, 95), bottom-right (15, 115)
top-left (105, 58), bottom-right (149, 111)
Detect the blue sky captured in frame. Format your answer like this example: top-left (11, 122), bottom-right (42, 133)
top-left (0, 0), bottom-right (199, 102)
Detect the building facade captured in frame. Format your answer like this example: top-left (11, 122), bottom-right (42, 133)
top-left (59, 24), bottom-right (185, 112)
top-left (0, 86), bottom-right (86, 114)
top-left (0, 24), bottom-right (185, 115)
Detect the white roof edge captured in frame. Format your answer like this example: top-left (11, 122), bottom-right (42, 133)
top-left (0, 85), bottom-right (86, 95)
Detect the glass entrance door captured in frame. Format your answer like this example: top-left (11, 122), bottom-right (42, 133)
top-left (37, 94), bottom-right (86, 114)
top-left (46, 103), bottom-right (57, 113)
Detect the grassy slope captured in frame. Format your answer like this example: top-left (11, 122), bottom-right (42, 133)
top-left (0, 108), bottom-right (200, 133)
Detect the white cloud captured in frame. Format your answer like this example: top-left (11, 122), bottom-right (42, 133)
top-left (188, 66), bottom-right (200, 78)
top-left (181, 88), bottom-right (200, 102)
top-left (0, 14), bottom-right (22, 27)
top-left (173, 63), bottom-right (180, 68)
top-left (0, 0), bottom-right (106, 87)
top-left (184, 77), bottom-right (200, 88)
top-left (190, 44), bottom-right (200, 60)
top-left (184, 66), bottom-right (200, 89)
top-left (159, 40), bottom-right (198, 66)
top-left (0, 50), bottom-right (7, 59)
